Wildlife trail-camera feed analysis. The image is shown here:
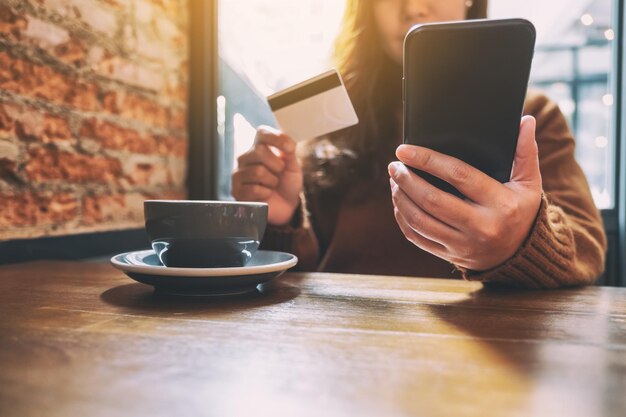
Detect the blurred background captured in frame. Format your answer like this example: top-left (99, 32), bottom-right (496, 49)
top-left (217, 0), bottom-right (617, 210)
top-left (0, 0), bottom-right (624, 285)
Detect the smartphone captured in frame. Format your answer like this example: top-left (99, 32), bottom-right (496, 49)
top-left (403, 19), bottom-right (536, 197)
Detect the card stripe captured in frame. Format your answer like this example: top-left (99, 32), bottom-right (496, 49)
top-left (267, 71), bottom-right (342, 111)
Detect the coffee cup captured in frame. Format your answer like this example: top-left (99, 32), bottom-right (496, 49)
top-left (144, 200), bottom-right (268, 268)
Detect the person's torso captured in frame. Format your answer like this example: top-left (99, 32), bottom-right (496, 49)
top-left (315, 174), bottom-right (461, 278)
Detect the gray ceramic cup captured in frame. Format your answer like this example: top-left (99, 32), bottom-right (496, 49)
top-left (144, 200), bottom-right (268, 268)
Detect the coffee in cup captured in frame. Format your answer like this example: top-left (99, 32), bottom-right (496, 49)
top-left (144, 200), bottom-right (268, 268)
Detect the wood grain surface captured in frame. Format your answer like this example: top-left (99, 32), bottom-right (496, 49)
top-left (1, 260), bottom-right (625, 417)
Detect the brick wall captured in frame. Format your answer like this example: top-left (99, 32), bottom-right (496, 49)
top-left (0, 0), bottom-right (188, 240)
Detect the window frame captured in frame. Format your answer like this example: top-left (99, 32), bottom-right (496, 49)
top-left (617, 0), bottom-right (626, 286)
top-left (188, 0), bottom-right (218, 200)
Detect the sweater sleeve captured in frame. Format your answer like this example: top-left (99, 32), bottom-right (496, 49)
top-left (259, 193), bottom-right (320, 271)
top-left (459, 92), bottom-right (607, 288)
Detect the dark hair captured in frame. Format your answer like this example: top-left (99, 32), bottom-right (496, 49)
top-left (467, 0), bottom-right (489, 19)
top-left (300, 0), bottom-right (489, 193)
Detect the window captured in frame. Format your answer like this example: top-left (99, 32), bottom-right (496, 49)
top-left (213, 0), bottom-right (624, 285)
top-left (216, 0), bottom-right (345, 199)
top-left (217, 0), bottom-right (618, 209)
top-left (491, 0), bottom-right (617, 209)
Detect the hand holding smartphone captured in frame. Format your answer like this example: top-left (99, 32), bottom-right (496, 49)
top-left (403, 19), bottom-right (536, 197)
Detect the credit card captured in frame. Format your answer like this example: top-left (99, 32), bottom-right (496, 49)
top-left (267, 69), bottom-right (359, 142)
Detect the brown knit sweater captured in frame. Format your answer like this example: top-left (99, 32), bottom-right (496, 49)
top-left (260, 91), bottom-right (607, 288)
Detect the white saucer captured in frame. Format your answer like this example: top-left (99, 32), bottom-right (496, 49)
top-left (110, 250), bottom-right (298, 296)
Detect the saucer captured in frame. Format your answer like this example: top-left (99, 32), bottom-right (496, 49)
top-left (110, 249), bottom-right (298, 296)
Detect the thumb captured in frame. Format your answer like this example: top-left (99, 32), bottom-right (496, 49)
top-left (510, 116), bottom-right (541, 187)
top-left (281, 146), bottom-right (301, 174)
top-left (267, 132), bottom-right (299, 174)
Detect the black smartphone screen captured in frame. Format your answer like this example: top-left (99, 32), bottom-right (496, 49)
top-left (403, 19), bottom-right (535, 197)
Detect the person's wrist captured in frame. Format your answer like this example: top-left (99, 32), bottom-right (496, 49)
top-left (268, 203), bottom-right (301, 228)
top-left (499, 192), bottom-right (543, 267)
top-left (466, 193), bottom-right (546, 274)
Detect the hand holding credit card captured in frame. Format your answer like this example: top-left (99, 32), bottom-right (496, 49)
top-left (267, 69), bottom-right (359, 142)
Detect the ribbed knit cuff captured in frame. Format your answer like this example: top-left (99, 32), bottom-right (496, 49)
top-left (459, 195), bottom-right (576, 289)
top-left (259, 195), bottom-right (308, 253)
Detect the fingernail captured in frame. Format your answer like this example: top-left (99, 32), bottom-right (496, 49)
top-left (521, 115), bottom-right (536, 131)
top-left (397, 145), bottom-right (415, 160)
top-left (388, 162), bottom-right (400, 177)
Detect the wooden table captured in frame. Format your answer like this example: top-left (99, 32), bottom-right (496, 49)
top-left (0, 260), bottom-right (625, 417)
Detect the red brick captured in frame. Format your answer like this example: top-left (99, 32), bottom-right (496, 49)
top-left (3, 104), bottom-right (72, 143)
top-left (126, 26), bottom-right (158, 61)
top-left (34, 0), bottom-right (118, 35)
top-left (23, 15), bottom-right (69, 47)
top-left (0, 139), bottom-right (20, 181)
top-left (120, 154), bottom-right (181, 187)
top-left (102, 91), bottom-right (118, 112)
top-left (165, 77), bottom-right (187, 103)
top-left (165, 157), bottom-right (186, 186)
top-left (80, 118), bottom-right (154, 154)
top-left (0, 191), bottom-right (78, 229)
top-left (125, 20), bottom-right (183, 68)
top-left (169, 108), bottom-right (186, 131)
top-left (66, 82), bottom-right (99, 110)
top-left (151, 0), bottom-right (188, 27)
top-left (128, 161), bottom-right (156, 186)
top-left (0, 51), bottom-right (68, 100)
top-left (0, 158), bottom-right (17, 180)
top-left (80, 118), bottom-right (186, 157)
top-left (102, 91), bottom-right (169, 129)
top-left (53, 36), bottom-right (88, 66)
top-left (88, 47), bottom-right (164, 91)
top-left (0, 8), bottom-right (87, 68)
top-left (0, 138), bottom-right (20, 157)
top-left (82, 192), bottom-right (146, 226)
top-left (0, 51), bottom-right (99, 111)
top-left (75, 2), bottom-right (117, 34)
top-left (34, 114), bottom-right (72, 143)
top-left (0, 0), bottom-right (188, 239)
top-left (155, 16), bottom-right (184, 46)
top-left (0, 4), bottom-right (27, 38)
top-left (156, 135), bottom-right (187, 157)
top-left (27, 19), bottom-right (89, 67)
top-left (25, 146), bottom-right (122, 183)
top-left (0, 104), bottom-right (16, 137)
top-left (82, 193), bottom-right (123, 224)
